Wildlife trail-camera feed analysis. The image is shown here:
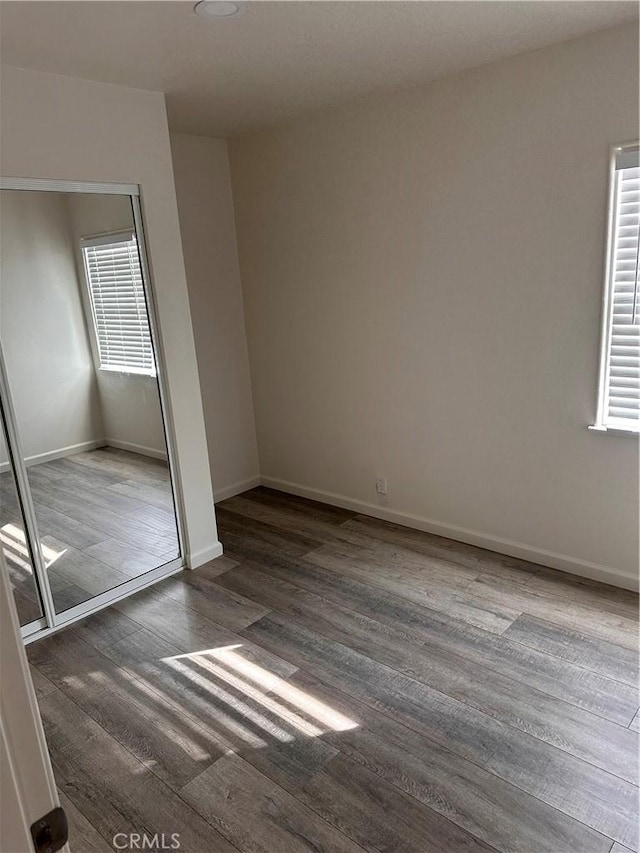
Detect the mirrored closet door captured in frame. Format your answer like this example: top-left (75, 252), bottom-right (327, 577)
top-left (0, 181), bottom-right (183, 639)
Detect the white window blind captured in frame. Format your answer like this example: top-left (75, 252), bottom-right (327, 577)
top-left (81, 231), bottom-right (156, 376)
top-left (597, 145), bottom-right (640, 432)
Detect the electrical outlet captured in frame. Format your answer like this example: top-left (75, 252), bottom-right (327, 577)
top-left (376, 477), bottom-right (388, 496)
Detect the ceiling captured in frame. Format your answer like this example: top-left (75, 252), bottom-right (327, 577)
top-left (1, 1), bottom-right (637, 137)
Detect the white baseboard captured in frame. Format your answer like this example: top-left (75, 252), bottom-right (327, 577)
top-left (0, 438), bottom-right (168, 473)
top-left (260, 476), bottom-right (639, 592)
top-left (214, 476), bottom-right (261, 503)
top-left (0, 439), bottom-right (107, 473)
top-left (104, 439), bottom-right (167, 461)
top-left (187, 541), bottom-right (224, 570)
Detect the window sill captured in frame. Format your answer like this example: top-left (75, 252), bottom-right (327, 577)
top-left (588, 424), bottom-right (640, 437)
top-left (98, 366), bottom-right (157, 379)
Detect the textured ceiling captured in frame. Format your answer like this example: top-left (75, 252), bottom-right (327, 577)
top-left (1, 1), bottom-right (637, 136)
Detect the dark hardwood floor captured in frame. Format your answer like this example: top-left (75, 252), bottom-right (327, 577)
top-left (1, 448), bottom-right (179, 624)
top-left (26, 487), bottom-right (639, 853)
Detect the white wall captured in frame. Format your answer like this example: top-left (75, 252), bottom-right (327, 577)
top-left (229, 24), bottom-right (640, 588)
top-left (65, 193), bottom-right (166, 457)
top-left (0, 552), bottom-right (63, 853)
top-left (170, 133), bottom-right (259, 500)
top-left (0, 190), bottom-right (104, 463)
top-left (0, 65), bottom-right (220, 566)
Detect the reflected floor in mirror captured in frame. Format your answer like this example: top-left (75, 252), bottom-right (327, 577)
top-left (1, 447), bottom-right (179, 621)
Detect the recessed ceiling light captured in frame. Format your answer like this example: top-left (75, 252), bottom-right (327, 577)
top-left (194, 1), bottom-right (245, 18)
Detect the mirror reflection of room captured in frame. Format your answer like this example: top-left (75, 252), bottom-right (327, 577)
top-left (0, 189), bottom-right (180, 626)
top-left (0, 418), bottom-right (44, 624)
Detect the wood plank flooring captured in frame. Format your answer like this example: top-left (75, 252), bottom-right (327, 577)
top-left (27, 486), bottom-right (639, 853)
top-left (1, 447), bottom-right (179, 624)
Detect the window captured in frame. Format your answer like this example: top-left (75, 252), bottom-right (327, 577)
top-left (81, 230), bottom-right (156, 376)
top-left (594, 143), bottom-right (640, 433)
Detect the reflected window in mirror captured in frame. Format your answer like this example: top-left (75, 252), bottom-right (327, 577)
top-left (81, 230), bottom-right (156, 377)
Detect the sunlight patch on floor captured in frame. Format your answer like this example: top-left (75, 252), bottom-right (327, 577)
top-left (162, 644), bottom-right (359, 736)
top-left (1, 522), bottom-right (67, 573)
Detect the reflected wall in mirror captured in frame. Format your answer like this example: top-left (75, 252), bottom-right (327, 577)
top-left (0, 188), bottom-right (180, 621)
